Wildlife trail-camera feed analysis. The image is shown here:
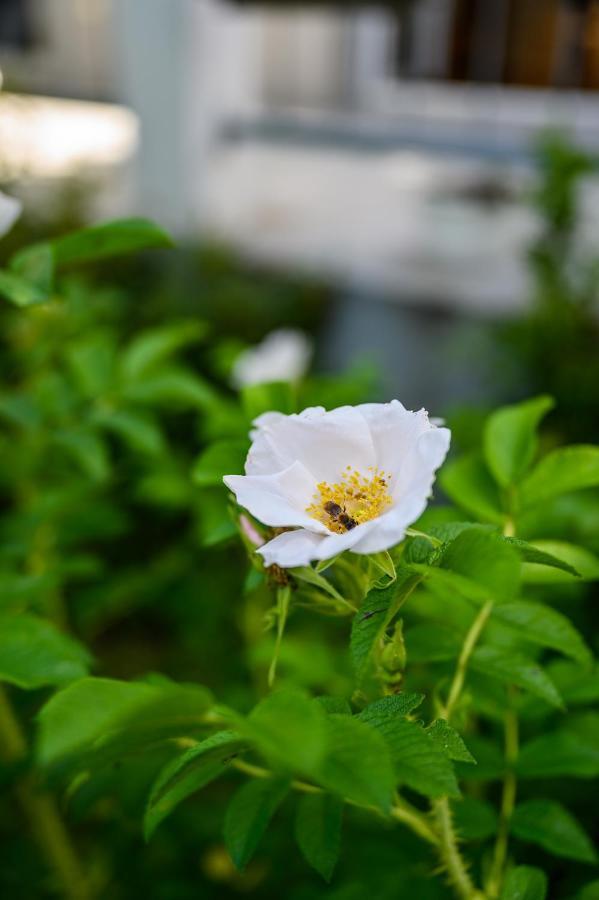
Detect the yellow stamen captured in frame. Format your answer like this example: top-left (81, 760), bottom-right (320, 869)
top-left (306, 466), bottom-right (392, 534)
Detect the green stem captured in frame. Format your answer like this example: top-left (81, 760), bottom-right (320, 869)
top-left (441, 601), bottom-right (494, 722)
top-left (231, 759), bottom-right (439, 845)
top-left (433, 797), bottom-right (485, 900)
top-left (0, 686), bottom-right (91, 900)
top-left (405, 528), bottom-right (443, 547)
top-left (486, 693), bottom-right (519, 897)
top-left (432, 600), bottom-right (495, 900)
top-left (268, 584), bottom-right (291, 688)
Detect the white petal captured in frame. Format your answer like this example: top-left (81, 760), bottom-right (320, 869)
top-left (258, 529), bottom-right (326, 567)
top-left (246, 405), bottom-right (376, 482)
top-left (395, 426), bottom-right (451, 503)
top-left (224, 460), bottom-right (328, 532)
top-left (356, 401), bottom-right (433, 493)
top-left (231, 329), bottom-right (312, 388)
top-left (0, 192), bottom-right (21, 239)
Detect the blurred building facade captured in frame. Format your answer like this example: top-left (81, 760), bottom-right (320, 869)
top-left (2, 0), bottom-right (599, 315)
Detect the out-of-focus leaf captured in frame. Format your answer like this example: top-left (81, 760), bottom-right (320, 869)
top-left (521, 446), bottom-right (599, 507)
top-left (316, 714), bottom-right (396, 811)
top-left (93, 409), bottom-right (166, 457)
top-left (0, 268), bottom-right (48, 307)
top-left (243, 688), bottom-right (327, 775)
top-left (512, 800), bottom-right (597, 863)
top-left (470, 647), bottom-right (563, 709)
top-left (484, 396), bottom-right (554, 488)
top-left (51, 218), bottom-right (172, 266)
top-left (492, 602), bottom-right (592, 665)
top-left (241, 382), bottom-right (295, 419)
top-left (517, 718), bottom-right (599, 779)
top-left (500, 866), bottom-right (548, 900)
top-left (53, 428), bottom-right (111, 483)
top-left (37, 677), bottom-right (213, 775)
top-left (505, 537), bottom-right (579, 577)
top-left (521, 541), bottom-right (599, 583)
top-left (0, 614), bottom-right (91, 689)
top-left (144, 731), bottom-right (246, 839)
top-left (439, 453), bottom-right (504, 524)
top-left (405, 624), bottom-right (462, 662)
top-left (294, 793), bottom-right (343, 882)
top-left (224, 776), bottom-right (289, 871)
top-left (121, 320), bottom-right (207, 381)
top-left (453, 797), bottom-right (498, 840)
top-left (193, 440), bottom-right (248, 487)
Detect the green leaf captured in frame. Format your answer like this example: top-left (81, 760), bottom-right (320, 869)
top-left (241, 382), bottom-right (295, 419)
top-left (224, 776), bottom-right (289, 871)
top-left (316, 714), bottom-right (396, 811)
top-left (350, 572), bottom-right (421, 683)
top-left (426, 720), bottom-right (476, 764)
top-left (512, 800), bottom-right (597, 863)
top-left (144, 731), bottom-right (245, 839)
top-left (53, 428), bottom-right (110, 482)
top-left (453, 797), bottom-right (498, 840)
top-left (37, 677), bottom-right (213, 774)
top-left (505, 537), bottom-right (579, 578)
top-left (193, 440), bottom-right (248, 487)
top-left (521, 541), bottom-right (599, 584)
top-left (0, 614), bottom-right (91, 689)
top-left (93, 409), bottom-right (166, 457)
top-left (440, 530), bottom-right (521, 600)
top-left (521, 445), bottom-right (599, 507)
top-left (195, 488), bottom-right (237, 547)
top-left (66, 334), bottom-right (116, 398)
top-left (51, 218), bottom-right (172, 267)
top-left (359, 693), bottom-right (424, 718)
top-left (121, 321), bottom-right (207, 381)
top-left (492, 602), bottom-right (592, 666)
top-left (484, 396), bottom-right (554, 487)
top-left (439, 453), bottom-right (504, 524)
top-left (517, 727), bottom-right (599, 779)
top-left (500, 866), bottom-right (548, 900)
top-left (0, 268), bottom-right (48, 307)
top-left (244, 689), bottom-right (327, 775)
top-left (359, 698), bottom-right (460, 799)
top-left (9, 242), bottom-right (54, 294)
top-left (294, 793), bottom-right (343, 882)
top-left (123, 366), bottom-right (220, 411)
top-left (405, 623), bottom-right (462, 662)
top-left (470, 647), bottom-right (564, 708)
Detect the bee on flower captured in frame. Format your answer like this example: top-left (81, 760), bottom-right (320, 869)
top-left (224, 401), bottom-right (450, 567)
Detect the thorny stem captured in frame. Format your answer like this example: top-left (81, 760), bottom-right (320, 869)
top-left (0, 686), bottom-right (91, 900)
top-left (231, 759), bottom-right (439, 845)
top-left (432, 600), bottom-right (495, 900)
top-left (486, 690), bottom-right (519, 897)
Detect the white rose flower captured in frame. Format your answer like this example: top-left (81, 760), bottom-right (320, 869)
top-left (231, 328), bottom-right (312, 388)
top-left (0, 191), bottom-right (22, 239)
top-left (224, 401), bottom-right (450, 568)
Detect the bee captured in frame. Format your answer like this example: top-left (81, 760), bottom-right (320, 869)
top-left (324, 500), bottom-right (357, 531)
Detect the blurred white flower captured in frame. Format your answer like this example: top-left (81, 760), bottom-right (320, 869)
top-left (224, 401), bottom-right (450, 567)
top-left (231, 328), bottom-right (312, 388)
top-left (0, 191), bottom-right (22, 239)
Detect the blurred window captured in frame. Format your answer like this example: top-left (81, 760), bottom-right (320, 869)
top-left (0, 0), bottom-right (35, 50)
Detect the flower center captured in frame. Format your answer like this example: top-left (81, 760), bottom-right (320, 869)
top-left (306, 466), bottom-right (392, 534)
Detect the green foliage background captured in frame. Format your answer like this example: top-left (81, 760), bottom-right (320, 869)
top-left (0, 138), bottom-right (597, 900)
